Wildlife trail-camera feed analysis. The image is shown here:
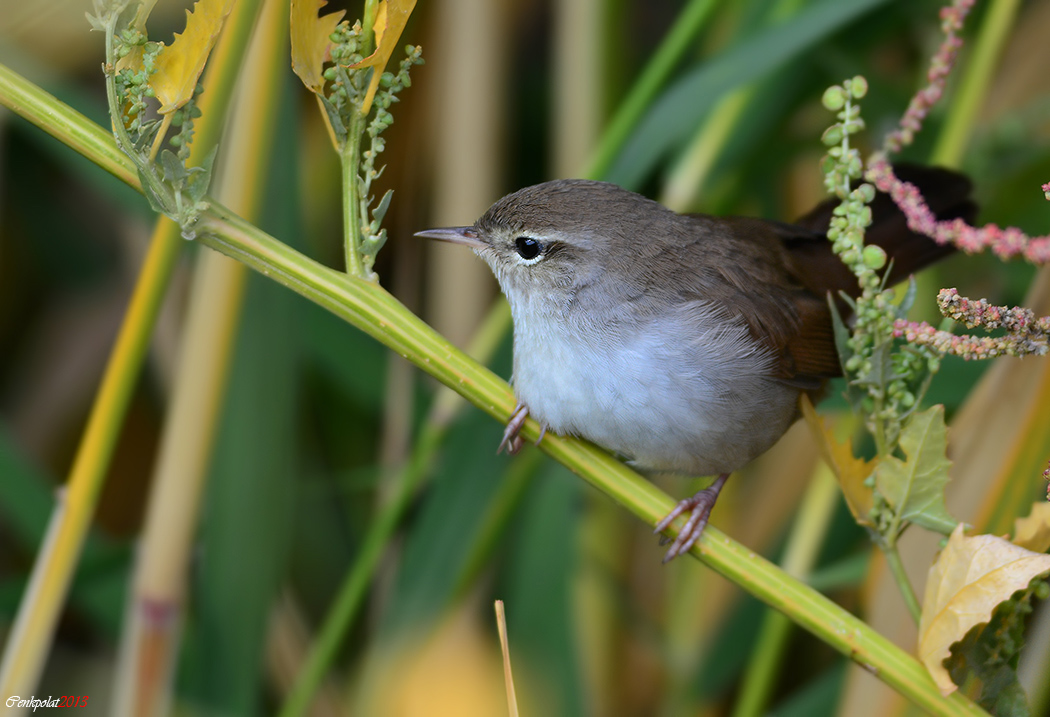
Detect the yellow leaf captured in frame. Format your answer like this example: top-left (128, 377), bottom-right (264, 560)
top-left (918, 524), bottom-right (1050, 695)
top-left (1013, 501), bottom-right (1050, 553)
top-left (290, 0), bottom-right (346, 94)
top-left (800, 395), bottom-right (875, 527)
top-left (152, 0), bottom-right (235, 114)
top-left (348, 0), bottom-right (417, 115)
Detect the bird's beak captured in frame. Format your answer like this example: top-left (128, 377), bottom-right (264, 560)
top-left (413, 226), bottom-right (486, 250)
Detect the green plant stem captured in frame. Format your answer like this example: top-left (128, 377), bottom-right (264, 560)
top-left (0, 67), bottom-right (992, 717)
top-left (0, 66), bottom-right (138, 188)
top-left (341, 117), bottom-right (366, 277)
top-left (362, 0), bottom-right (379, 47)
top-left (584, 0), bottom-right (719, 179)
top-left (930, 0), bottom-right (1020, 168)
top-left (883, 541), bottom-right (922, 623)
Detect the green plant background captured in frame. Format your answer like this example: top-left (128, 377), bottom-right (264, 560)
top-left (0, 0), bottom-right (1048, 715)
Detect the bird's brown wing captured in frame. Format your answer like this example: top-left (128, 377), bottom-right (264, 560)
top-left (701, 216), bottom-right (843, 386)
top-left (686, 164), bottom-right (976, 386)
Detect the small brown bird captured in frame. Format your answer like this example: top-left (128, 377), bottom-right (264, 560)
top-left (416, 166), bottom-right (974, 561)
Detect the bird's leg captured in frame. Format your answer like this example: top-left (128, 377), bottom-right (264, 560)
top-left (499, 403), bottom-right (529, 454)
top-left (654, 473), bottom-right (731, 563)
top-left (498, 403), bottom-right (548, 454)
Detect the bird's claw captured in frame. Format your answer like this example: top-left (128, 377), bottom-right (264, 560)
top-left (654, 473), bottom-right (731, 563)
top-left (498, 403), bottom-right (547, 454)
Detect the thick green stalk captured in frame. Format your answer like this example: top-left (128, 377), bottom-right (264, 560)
top-left (883, 542), bottom-right (922, 623)
top-left (0, 64), bottom-right (138, 187)
top-left (0, 66), bottom-right (992, 717)
top-left (341, 117), bottom-right (367, 277)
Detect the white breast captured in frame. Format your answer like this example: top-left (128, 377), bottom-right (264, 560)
top-left (509, 299), bottom-right (800, 476)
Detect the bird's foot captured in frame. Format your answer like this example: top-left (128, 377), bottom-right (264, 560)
top-left (654, 473), bottom-right (731, 563)
top-left (498, 403), bottom-right (546, 454)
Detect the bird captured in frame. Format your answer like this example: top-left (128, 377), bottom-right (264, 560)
top-left (415, 165), bottom-right (974, 562)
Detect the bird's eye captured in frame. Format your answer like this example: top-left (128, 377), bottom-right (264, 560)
top-left (514, 236), bottom-right (542, 260)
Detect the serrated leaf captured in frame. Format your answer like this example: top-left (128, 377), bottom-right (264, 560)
top-left (800, 395), bottom-right (875, 528)
top-left (152, 0), bottom-right (235, 113)
top-left (347, 0), bottom-right (417, 115)
top-left (918, 524), bottom-right (1050, 696)
top-left (874, 405), bottom-right (957, 535)
top-left (290, 0), bottom-right (346, 94)
top-left (1013, 502), bottom-right (1050, 554)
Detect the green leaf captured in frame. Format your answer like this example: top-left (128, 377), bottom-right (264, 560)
top-left (159, 148), bottom-right (187, 183)
top-left (874, 405), bottom-right (957, 534)
top-left (371, 188), bottom-right (393, 227)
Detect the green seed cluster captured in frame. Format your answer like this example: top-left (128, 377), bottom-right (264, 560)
top-left (94, 2), bottom-right (214, 236)
top-left (820, 76), bottom-right (940, 447)
top-left (166, 89), bottom-right (203, 162)
top-left (322, 20), bottom-right (423, 279)
top-left (324, 21), bottom-right (369, 122)
top-left (359, 47), bottom-right (424, 274)
top-left (113, 35), bottom-right (162, 141)
top-left (111, 24), bottom-right (202, 164)
top-left (822, 77), bottom-right (884, 286)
